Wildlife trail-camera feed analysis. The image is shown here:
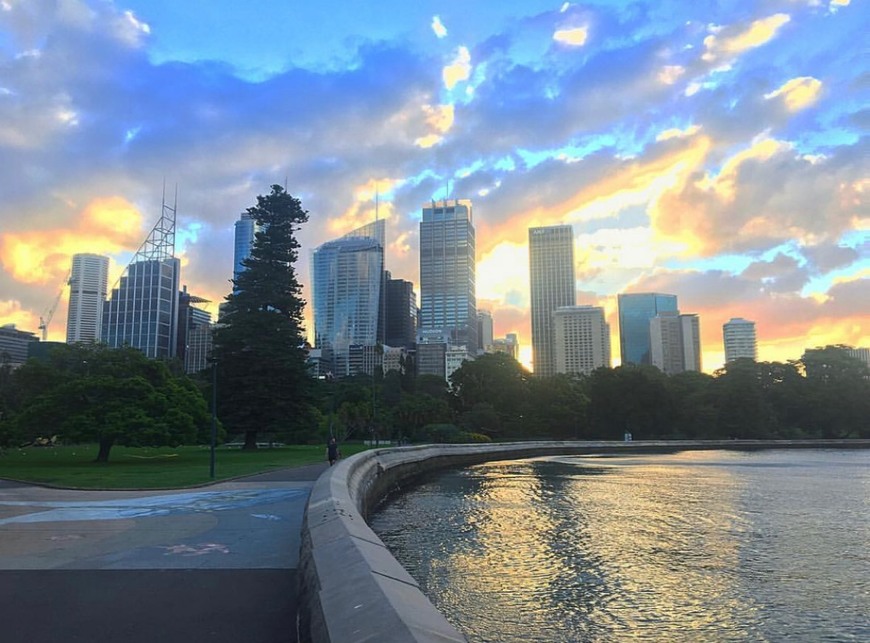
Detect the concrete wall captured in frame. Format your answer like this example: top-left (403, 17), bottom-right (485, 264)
top-left (296, 439), bottom-right (869, 642)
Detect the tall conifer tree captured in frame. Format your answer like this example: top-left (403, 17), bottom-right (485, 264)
top-left (213, 185), bottom-right (313, 449)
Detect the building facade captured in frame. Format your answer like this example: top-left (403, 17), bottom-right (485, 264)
top-left (0, 324), bottom-right (39, 365)
top-left (102, 258), bottom-right (181, 359)
top-left (491, 333), bottom-right (519, 361)
top-left (311, 221), bottom-right (385, 377)
top-left (477, 310), bottom-right (494, 354)
top-left (385, 272), bottom-right (417, 349)
top-left (66, 253), bottom-right (109, 344)
top-left (650, 311), bottom-right (701, 375)
top-left (529, 225), bottom-right (576, 377)
top-left (723, 317), bottom-right (758, 362)
top-left (618, 292), bottom-right (678, 366)
top-left (553, 306), bottom-right (611, 375)
top-left (233, 212), bottom-right (259, 289)
top-left (177, 287), bottom-right (212, 374)
top-left (419, 200), bottom-right (477, 356)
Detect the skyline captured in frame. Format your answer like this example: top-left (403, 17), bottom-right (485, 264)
top-left (0, 0), bottom-right (867, 372)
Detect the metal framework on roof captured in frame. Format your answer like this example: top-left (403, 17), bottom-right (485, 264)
top-left (134, 184), bottom-right (177, 262)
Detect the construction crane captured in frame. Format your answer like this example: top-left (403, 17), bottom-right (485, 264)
top-left (38, 271), bottom-right (71, 341)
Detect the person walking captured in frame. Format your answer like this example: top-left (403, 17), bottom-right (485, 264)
top-left (327, 437), bottom-right (341, 466)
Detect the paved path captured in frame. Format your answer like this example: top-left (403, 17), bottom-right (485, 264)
top-left (0, 463), bottom-right (328, 643)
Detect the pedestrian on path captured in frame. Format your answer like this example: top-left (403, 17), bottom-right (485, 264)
top-left (327, 437), bottom-right (341, 466)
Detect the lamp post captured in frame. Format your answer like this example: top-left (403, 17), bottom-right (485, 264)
top-left (210, 359), bottom-right (217, 479)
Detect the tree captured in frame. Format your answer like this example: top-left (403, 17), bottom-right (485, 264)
top-left (526, 374), bottom-right (590, 439)
top-left (212, 185), bottom-right (314, 449)
top-left (449, 353), bottom-right (530, 438)
top-left (10, 344), bottom-right (212, 462)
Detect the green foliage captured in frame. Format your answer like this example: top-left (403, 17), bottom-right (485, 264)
top-left (306, 344), bottom-right (869, 444)
top-left (5, 344), bottom-right (215, 461)
top-left (212, 185), bottom-right (315, 449)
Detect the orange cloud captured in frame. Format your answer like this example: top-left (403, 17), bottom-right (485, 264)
top-left (443, 46), bottom-right (471, 90)
top-left (764, 76), bottom-right (823, 111)
top-left (703, 14), bottom-right (791, 63)
top-left (326, 178), bottom-right (402, 237)
top-left (0, 196), bottom-right (143, 286)
top-left (414, 103), bottom-right (455, 148)
top-left (553, 26), bottom-right (589, 46)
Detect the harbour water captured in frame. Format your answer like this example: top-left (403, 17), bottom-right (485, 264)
top-left (369, 449), bottom-right (869, 642)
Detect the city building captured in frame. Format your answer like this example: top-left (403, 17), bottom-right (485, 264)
top-left (419, 199), bottom-right (477, 357)
top-left (385, 271), bottom-right (417, 349)
top-left (102, 195), bottom-right (180, 359)
top-left (233, 211), bottom-right (259, 289)
top-left (529, 225), bottom-right (575, 377)
top-left (723, 317), bottom-right (758, 362)
top-left (491, 333), bottom-right (520, 361)
top-left (177, 287), bottom-right (212, 374)
top-left (650, 311), bottom-right (701, 375)
top-left (553, 306), bottom-right (611, 375)
top-left (618, 292), bottom-right (678, 366)
top-left (477, 310), bottom-right (494, 355)
top-left (66, 253), bottom-right (109, 344)
top-left (382, 345), bottom-right (408, 374)
top-left (846, 347), bottom-right (870, 369)
top-left (0, 324), bottom-right (39, 366)
top-left (416, 328), bottom-right (448, 379)
top-left (311, 220), bottom-right (385, 377)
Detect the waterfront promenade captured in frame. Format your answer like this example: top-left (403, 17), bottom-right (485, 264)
top-left (0, 463), bottom-right (327, 643)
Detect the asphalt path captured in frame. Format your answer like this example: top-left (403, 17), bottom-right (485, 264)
top-left (0, 463), bottom-right (329, 643)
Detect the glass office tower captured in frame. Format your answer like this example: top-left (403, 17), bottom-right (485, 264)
top-left (311, 220), bottom-right (385, 376)
top-left (66, 253), bottom-right (109, 344)
top-left (419, 199), bottom-right (477, 355)
top-left (617, 292), bottom-right (678, 366)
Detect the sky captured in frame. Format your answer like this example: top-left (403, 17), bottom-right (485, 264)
top-left (0, 0), bottom-right (867, 373)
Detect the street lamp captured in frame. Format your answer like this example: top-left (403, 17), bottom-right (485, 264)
top-left (210, 359), bottom-right (217, 479)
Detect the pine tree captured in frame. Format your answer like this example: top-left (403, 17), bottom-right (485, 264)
top-left (212, 185), bottom-right (313, 449)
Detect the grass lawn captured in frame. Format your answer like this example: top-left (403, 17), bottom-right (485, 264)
top-left (0, 442), bottom-right (373, 489)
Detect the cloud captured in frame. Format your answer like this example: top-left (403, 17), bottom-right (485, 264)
top-left (431, 15), bottom-right (447, 39)
top-left (414, 103), bottom-right (455, 148)
top-left (0, 197), bottom-right (143, 286)
top-left (764, 76), bottom-right (822, 112)
top-left (702, 14), bottom-right (791, 64)
top-left (553, 26), bottom-right (588, 47)
top-left (443, 46), bottom-right (471, 89)
top-left (653, 136), bottom-right (867, 257)
top-left (658, 65), bottom-right (685, 85)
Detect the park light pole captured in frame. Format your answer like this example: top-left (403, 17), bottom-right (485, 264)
top-left (210, 359), bottom-right (217, 479)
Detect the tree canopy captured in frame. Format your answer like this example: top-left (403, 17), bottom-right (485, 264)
top-left (211, 185), bottom-right (314, 449)
top-left (3, 344), bottom-right (212, 461)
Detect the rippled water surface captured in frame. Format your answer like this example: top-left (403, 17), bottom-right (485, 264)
top-left (369, 449), bottom-right (869, 642)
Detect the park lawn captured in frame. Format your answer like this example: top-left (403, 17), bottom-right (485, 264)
top-left (0, 443), bottom-right (372, 489)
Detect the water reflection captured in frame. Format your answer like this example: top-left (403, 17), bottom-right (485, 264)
top-left (371, 450), bottom-right (869, 642)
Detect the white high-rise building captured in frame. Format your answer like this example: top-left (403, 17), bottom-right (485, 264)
top-left (553, 306), bottom-right (611, 375)
top-left (529, 225), bottom-right (575, 377)
top-left (650, 312), bottom-right (701, 375)
top-left (66, 253), bottom-right (109, 344)
top-left (723, 317), bottom-right (757, 362)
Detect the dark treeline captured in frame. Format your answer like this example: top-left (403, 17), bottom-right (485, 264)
top-left (1, 344), bottom-right (867, 457)
top-left (314, 345), bottom-right (869, 444)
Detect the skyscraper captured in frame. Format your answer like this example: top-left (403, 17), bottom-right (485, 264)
top-left (553, 305), bottom-right (611, 375)
top-left (311, 220), bottom-right (385, 376)
top-left (385, 271), bottom-right (417, 349)
top-left (66, 253), bottom-right (109, 344)
top-left (618, 292), bottom-right (678, 366)
top-left (477, 310), bottom-right (493, 354)
top-left (529, 225), bottom-right (575, 377)
top-left (233, 212), bottom-right (259, 288)
top-left (650, 311), bottom-right (701, 374)
top-left (102, 195), bottom-right (180, 359)
top-left (723, 317), bottom-right (757, 362)
top-left (419, 199), bottom-right (477, 355)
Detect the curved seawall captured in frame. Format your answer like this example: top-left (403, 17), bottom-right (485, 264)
top-left (296, 439), bottom-right (869, 642)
